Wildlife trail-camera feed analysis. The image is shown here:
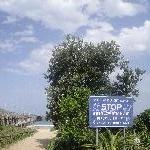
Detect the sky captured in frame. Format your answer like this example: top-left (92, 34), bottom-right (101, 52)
top-left (0, 0), bottom-right (150, 115)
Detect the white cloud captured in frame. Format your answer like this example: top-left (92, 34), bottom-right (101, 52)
top-left (0, 40), bottom-right (17, 52)
top-left (98, 0), bottom-right (146, 18)
top-left (119, 20), bottom-right (150, 52)
top-left (0, 0), bottom-right (88, 33)
top-left (84, 21), bottom-right (116, 43)
top-left (0, 25), bottom-right (38, 53)
top-left (14, 25), bottom-right (33, 37)
top-left (2, 15), bottom-right (18, 24)
top-left (88, 19), bottom-right (114, 31)
top-left (85, 20), bottom-right (150, 53)
top-left (83, 0), bottom-right (145, 18)
top-left (19, 36), bottom-right (38, 43)
top-left (4, 43), bottom-right (52, 75)
top-left (18, 43), bottom-right (53, 74)
top-left (0, 0), bottom-right (145, 33)
top-left (14, 25), bottom-right (38, 43)
top-left (3, 68), bottom-right (28, 75)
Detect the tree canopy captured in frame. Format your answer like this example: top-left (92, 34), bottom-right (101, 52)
top-left (45, 35), bottom-right (145, 127)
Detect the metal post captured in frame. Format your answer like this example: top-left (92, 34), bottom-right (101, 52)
top-left (123, 128), bottom-right (126, 150)
top-left (96, 128), bottom-right (99, 147)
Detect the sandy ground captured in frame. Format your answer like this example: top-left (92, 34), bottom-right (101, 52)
top-left (4, 128), bottom-right (57, 150)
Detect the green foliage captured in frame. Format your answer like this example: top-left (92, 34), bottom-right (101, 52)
top-left (123, 111), bottom-right (150, 150)
top-left (113, 63), bottom-right (145, 97)
top-left (58, 87), bottom-right (91, 126)
top-left (81, 129), bottom-right (150, 150)
top-left (52, 87), bottom-right (95, 150)
top-left (133, 108), bottom-right (150, 132)
top-left (124, 129), bottom-right (150, 150)
top-left (45, 35), bottom-right (145, 149)
top-left (81, 129), bottom-right (124, 150)
top-left (45, 35), bottom-right (145, 126)
top-left (78, 129), bottom-right (123, 150)
top-left (47, 138), bottom-right (56, 150)
top-left (47, 128), bottom-right (150, 150)
top-left (97, 129), bottom-right (123, 150)
top-left (0, 125), bottom-right (35, 148)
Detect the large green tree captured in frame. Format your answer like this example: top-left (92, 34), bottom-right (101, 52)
top-left (45, 35), bottom-right (145, 127)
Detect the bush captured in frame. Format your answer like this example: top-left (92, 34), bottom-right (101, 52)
top-left (124, 129), bottom-right (150, 150)
top-left (47, 127), bottom-right (150, 150)
top-left (47, 87), bottom-right (95, 150)
top-left (0, 125), bottom-right (36, 148)
top-left (133, 108), bottom-right (150, 133)
top-left (47, 88), bottom-right (150, 150)
top-left (81, 129), bottom-right (150, 150)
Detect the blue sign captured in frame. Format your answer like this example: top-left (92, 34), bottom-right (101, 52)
top-left (89, 96), bottom-right (134, 127)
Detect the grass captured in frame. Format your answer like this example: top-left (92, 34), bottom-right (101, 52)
top-left (0, 125), bottom-right (36, 148)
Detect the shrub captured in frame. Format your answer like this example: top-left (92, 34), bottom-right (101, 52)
top-left (0, 125), bottom-right (35, 148)
top-left (124, 129), bottom-right (150, 150)
top-left (47, 87), bottom-right (95, 150)
top-left (133, 108), bottom-right (150, 133)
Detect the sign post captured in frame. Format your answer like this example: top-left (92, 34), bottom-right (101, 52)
top-left (123, 128), bottom-right (126, 150)
top-left (89, 96), bottom-right (134, 148)
top-left (96, 128), bottom-right (98, 147)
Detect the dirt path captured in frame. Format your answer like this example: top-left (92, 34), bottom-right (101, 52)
top-left (4, 129), bottom-right (57, 150)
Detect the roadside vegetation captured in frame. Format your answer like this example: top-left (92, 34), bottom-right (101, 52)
top-left (0, 125), bottom-right (35, 149)
top-left (45, 35), bottom-right (148, 150)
